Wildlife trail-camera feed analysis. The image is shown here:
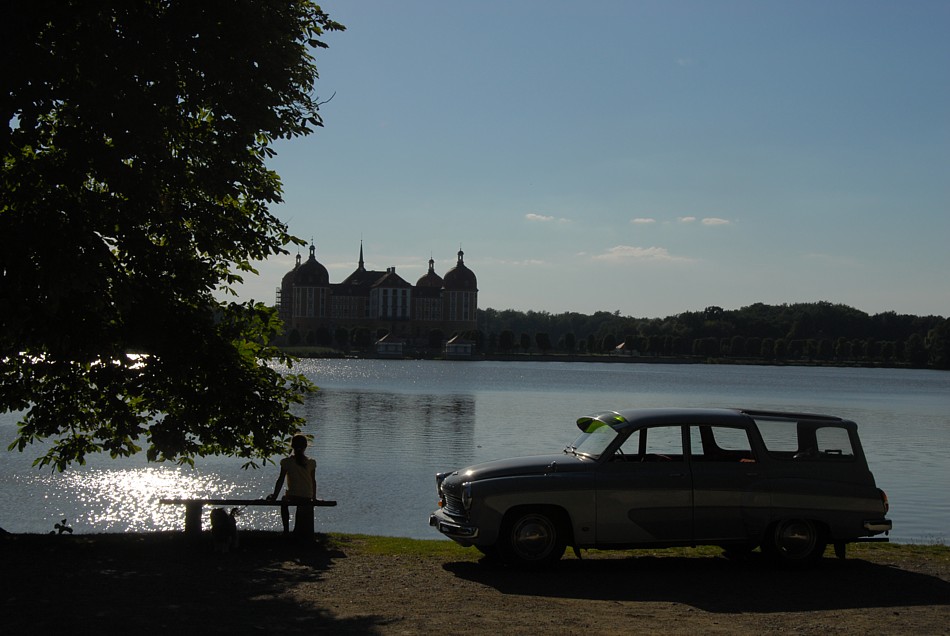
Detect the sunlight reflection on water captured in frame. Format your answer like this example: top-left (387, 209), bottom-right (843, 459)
top-left (63, 468), bottom-right (232, 531)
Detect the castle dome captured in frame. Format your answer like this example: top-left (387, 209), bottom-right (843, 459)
top-left (294, 244), bottom-right (329, 286)
top-left (281, 252), bottom-right (301, 287)
top-left (416, 256), bottom-right (444, 288)
top-left (442, 249), bottom-right (477, 291)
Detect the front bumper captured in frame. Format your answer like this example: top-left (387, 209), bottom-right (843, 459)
top-left (429, 509), bottom-right (479, 544)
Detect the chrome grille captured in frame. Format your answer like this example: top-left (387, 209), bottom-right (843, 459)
top-left (443, 493), bottom-right (465, 517)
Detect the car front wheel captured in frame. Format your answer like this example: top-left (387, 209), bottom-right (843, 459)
top-left (765, 519), bottom-right (826, 564)
top-left (500, 509), bottom-right (566, 566)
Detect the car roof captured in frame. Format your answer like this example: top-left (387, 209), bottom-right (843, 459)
top-left (577, 407), bottom-right (852, 433)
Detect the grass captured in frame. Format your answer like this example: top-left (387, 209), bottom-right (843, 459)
top-left (324, 534), bottom-right (949, 562)
top-left (325, 533), bottom-right (483, 560)
top-left (9, 529), bottom-right (946, 564)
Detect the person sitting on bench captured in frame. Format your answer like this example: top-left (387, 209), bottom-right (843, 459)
top-left (267, 434), bottom-right (317, 536)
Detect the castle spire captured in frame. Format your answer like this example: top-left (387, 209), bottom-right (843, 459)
top-left (358, 240), bottom-right (365, 271)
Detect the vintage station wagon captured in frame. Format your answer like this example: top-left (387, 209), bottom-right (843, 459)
top-left (429, 408), bottom-right (892, 565)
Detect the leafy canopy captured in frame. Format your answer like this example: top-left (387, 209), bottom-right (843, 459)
top-left (0, 2), bottom-right (344, 470)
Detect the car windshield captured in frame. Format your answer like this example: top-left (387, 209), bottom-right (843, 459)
top-left (566, 413), bottom-right (621, 459)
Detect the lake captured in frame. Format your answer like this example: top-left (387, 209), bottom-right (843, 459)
top-left (0, 360), bottom-right (947, 544)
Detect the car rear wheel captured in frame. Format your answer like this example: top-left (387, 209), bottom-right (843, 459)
top-left (765, 519), bottom-right (826, 564)
top-left (500, 509), bottom-right (566, 566)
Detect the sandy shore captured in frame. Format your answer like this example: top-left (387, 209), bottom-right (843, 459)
top-left (2, 532), bottom-right (948, 635)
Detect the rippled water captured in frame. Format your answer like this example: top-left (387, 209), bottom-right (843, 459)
top-left (1, 360), bottom-right (948, 543)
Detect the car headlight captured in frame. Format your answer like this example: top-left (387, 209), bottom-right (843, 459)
top-left (435, 472), bottom-right (449, 506)
top-left (461, 482), bottom-right (473, 510)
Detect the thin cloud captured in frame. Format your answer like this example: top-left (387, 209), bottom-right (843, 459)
top-left (630, 217), bottom-right (656, 225)
top-left (525, 213), bottom-right (571, 224)
top-left (592, 245), bottom-right (693, 263)
top-left (510, 259), bottom-right (547, 266)
top-left (678, 216), bottom-right (731, 226)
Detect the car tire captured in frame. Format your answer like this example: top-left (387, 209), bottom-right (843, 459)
top-left (500, 509), bottom-right (566, 567)
top-left (765, 519), bottom-right (826, 564)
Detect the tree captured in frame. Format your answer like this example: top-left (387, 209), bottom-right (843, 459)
top-left (520, 333), bottom-right (531, 353)
top-left (535, 333), bottom-right (552, 353)
top-left (352, 328), bottom-right (374, 350)
top-left (314, 326), bottom-right (332, 347)
top-left (427, 329), bottom-right (445, 351)
top-left (498, 330), bottom-right (516, 353)
top-left (334, 327), bottom-right (350, 350)
top-left (905, 333), bottom-right (927, 367)
top-left (927, 320), bottom-right (950, 369)
top-left (563, 332), bottom-right (576, 353)
top-left (1, 3), bottom-right (344, 470)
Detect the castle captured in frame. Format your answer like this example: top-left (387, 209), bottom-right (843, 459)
top-left (276, 242), bottom-right (478, 347)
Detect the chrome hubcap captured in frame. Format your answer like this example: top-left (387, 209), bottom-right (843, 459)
top-left (512, 514), bottom-right (555, 560)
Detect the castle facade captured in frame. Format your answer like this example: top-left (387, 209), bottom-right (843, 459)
top-left (276, 243), bottom-right (478, 346)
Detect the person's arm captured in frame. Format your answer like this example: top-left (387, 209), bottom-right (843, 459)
top-left (309, 464), bottom-right (317, 501)
top-left (268, 466), bottom-right (287, 500)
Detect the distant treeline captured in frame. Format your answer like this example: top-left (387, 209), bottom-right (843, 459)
top-left (475, 302), bottom-right (950, 369)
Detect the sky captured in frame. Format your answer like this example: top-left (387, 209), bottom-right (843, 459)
top-left (232, 0), bottom-right (950, 319)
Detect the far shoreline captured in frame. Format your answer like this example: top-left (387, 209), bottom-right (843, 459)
top-left (281, 347), bottom-right (932, 370)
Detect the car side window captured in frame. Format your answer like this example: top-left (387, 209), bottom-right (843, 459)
top-left (689, 425), bottom-right (755, 462)
top-left (642, 425), bottom-right (684, 461)
top-left (616, 426), bottom-right (684, 461)
top-left (814, 426), bottom-right (855, 458)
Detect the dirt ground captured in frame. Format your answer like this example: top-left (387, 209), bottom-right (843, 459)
top-left (1, 532), bottom-right (947, 635)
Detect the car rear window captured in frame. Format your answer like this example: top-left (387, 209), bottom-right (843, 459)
top-left (814, 426), bottom-right (855, 458)
top-left (754, 418), bottom-right (855, 460)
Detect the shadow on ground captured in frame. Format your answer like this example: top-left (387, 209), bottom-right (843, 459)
top-left (443, 553), bottom-right (950, 613)
top-left (0, 531), bottom-right (382, 635)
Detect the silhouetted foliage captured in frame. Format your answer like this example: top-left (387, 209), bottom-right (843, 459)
top-left (335, 327), bottom-right (350, 350)
top-left (478, 302), bottom-right (946, 369)
top-left (427, 329), bottom-right (445, 350)
top-left (1, 2), bottom-right (344, 470)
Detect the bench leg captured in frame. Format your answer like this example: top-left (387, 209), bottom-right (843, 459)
top-left (184, 502), bottom-right (203, 539)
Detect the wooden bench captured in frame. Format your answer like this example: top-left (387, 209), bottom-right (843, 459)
top-left (159, 498), bottom-right (337, 538)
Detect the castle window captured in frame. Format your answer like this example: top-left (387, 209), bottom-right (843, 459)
top-left (293, 287), bottom-right (316, 318)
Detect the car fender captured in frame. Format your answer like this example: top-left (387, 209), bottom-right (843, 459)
top-left (471, 472), bottom-right (595, 546)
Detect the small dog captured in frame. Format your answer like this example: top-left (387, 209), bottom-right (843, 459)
top-left (210, 507), bottom-right (240, 553)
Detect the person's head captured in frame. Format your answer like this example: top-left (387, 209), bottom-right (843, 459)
top-left (291, 434), bottom-right (309, 464)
